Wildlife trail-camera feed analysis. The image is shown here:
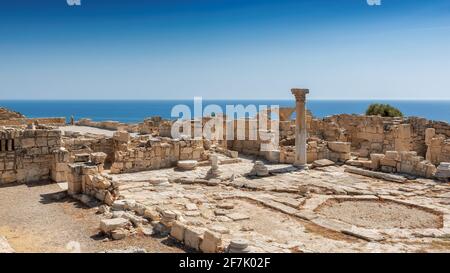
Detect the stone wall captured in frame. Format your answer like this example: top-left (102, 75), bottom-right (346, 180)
top-left (0, 128), bottom-right (67, 184)
top-left (367, 150), bottom-right (437, 178)
top-left (0, 117), bottom-right (66, 127)
top-left (280, 140), bottom-right (351, 164)
top-left (425, 128), bottom-right (450, 165)
top-left (110, 131), bottom-right (206, 174)
top-left (67, 152), bottom-right (117, 205)
top-left (62, 132), bottom-right (115, 164)
top-left (307, 114), bottom-right (413, 157)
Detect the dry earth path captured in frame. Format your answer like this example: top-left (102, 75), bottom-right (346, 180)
top-left (0, 181), bottom-right (184, 253)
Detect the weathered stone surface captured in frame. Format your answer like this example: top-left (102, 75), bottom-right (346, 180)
top-left (344, 166), bottom-right (407, 183)
top-left (312, 159), bottom-right (335, 168)
top-left (185, 203), bottom-right (198, 211)
top-left (200, 230), bottom-right (222, 253)
top-left (100, 218), bottom-right (129, 233)
top-left (328, 142), bottom-right (351, 153)
top-left (184, 228), bottom-right (203, 250)
top-left (170, 221), bottom-right (186, 242)
top-left (227, 213), bottom-right (250, 221)
top-left (342, 227), bottom-right (385, 242)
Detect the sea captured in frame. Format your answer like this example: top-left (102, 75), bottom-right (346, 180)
top-left (1, 100), bottom-right (449, 124)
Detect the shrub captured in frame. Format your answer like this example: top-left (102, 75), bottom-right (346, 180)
top-left (365, 103), bottom-right (403, 117)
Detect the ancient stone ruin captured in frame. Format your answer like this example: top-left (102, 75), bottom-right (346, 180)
top-left (1, 90), bottom-right (450, 253)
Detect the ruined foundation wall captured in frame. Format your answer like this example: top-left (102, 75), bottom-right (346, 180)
top-left (63, 133), bottom-right (115, 164)
top-left (0, 117), bottom-right (66, 127)
top-left (110, 134), bottom-right (206, 174)
top-left (0, 128), bottom-right (66, 184)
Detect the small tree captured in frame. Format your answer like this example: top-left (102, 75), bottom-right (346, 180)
top-left (366, 103), bottom-right (403, 117)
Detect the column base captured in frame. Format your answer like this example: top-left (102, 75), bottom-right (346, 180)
top-left (293, 162), bottom-right (309, 170)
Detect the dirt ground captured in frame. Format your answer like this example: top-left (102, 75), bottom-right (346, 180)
top-left (0, 181), bottom-right (184, 253)
top-left (316, 199), bottom-right (443, 229)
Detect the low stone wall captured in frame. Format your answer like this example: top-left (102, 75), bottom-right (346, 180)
top-left (0, 128), bottom-right (68, 184)
top-left (425, 128), bottom-right (450, 165)
top-left (280, 140), bottom-right (351, 164)
top-left (308, 114), bottom-right (412, 157)
top-left (369, 151), bottom-right (436, 178)
top-left (63, 133), bottom-right (115, 164)
top-left (67, 152), bottom-right (117, 205)
top-left (76, 118), bottom-right (139, 133)
top-left (0, 117), bottom-right (66, 127)
top-left (110, 132), bottom-right (206, 174)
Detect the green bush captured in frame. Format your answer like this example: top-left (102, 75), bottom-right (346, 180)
top-left (365, 103), bottom-right (403, 117)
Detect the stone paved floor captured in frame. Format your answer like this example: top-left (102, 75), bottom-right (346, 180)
top-left (108, 156), bottom-right (450, 253)
top-left (59, 125), bottom-right (138, 137)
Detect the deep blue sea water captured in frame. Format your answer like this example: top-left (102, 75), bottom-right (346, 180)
top-left (1, 100), bottom-right (449, 123)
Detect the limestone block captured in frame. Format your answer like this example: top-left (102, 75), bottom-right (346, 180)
top-left (312, 159), bottom-right (334, 168)
top-left (425, 128), bottom-right (436, 145)
top-left (100, 218), bottom-right (129, 233)
top-left (35, 138), bottom-right (48, 147)
top-left (328, 142), bottom-right (351, 153)
top-left (184, 228), bottom-right (203, 251)
top-left (370, 154), bottom-right (385, 171)
top-left (229, 151), bottom-right (239, 158)
top-left (380, 157), bottom-right (397, 168)
top-left (385, 151), bottom-right (400, 161)
top-left (144, 209), bottom-right (161, 221)
top-left (200, 230), bottom-right (222, 253)
top-left (21, 138), bottom-right (36, 148)
top-left (170, 221), bottom-right (186, 242)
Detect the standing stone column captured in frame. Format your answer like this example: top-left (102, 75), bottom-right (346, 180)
top-left (291, 88), bottom-right (309, 169)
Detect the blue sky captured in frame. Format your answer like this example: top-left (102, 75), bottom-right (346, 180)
top-left (0, 0), bottom-right (449, 100)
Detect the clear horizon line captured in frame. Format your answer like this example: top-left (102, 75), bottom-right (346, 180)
top-left (2, 98), bottom-right (450, 101)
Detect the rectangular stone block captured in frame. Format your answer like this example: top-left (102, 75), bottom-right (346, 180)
top-left (380, 157), bottom-right (397, 168)
top-left (328, 142), bottom-right (351, 153)
top-left (170, 221), bottom-right (186, 242)
top-left (184, 228), bottom-right (203, 251)
top-left (200, 230), bottom-right (222, 253)
top-left (35, 138), bottom-right (48, 147)
top-left (21, 138), bottom-right (35, 148)
top-left (100, 218), bottom-right (129, 233)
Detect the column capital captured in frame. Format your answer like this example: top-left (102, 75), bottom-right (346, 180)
top-left (291, 88), bottom-right (309, 102)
